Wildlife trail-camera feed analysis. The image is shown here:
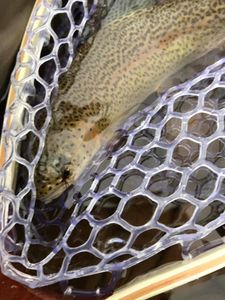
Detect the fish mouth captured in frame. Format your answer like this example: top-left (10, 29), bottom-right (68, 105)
top-left (36, 183), bottom-right (69, 202)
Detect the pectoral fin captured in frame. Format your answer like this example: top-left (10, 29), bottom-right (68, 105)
top-left (83, 117), bottom-right (110, 141)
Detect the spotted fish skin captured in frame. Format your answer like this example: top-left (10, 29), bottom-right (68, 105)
top-left (35, 0), bottom-right (225, 201)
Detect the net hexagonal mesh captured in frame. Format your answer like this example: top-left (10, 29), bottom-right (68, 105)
top-left (1, 0), bottom-right (225, 297)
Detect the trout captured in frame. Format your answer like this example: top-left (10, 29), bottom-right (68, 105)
top-left (35, 0), bottom-right (225, 201)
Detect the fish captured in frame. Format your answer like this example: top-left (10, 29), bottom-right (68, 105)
top-left (35, 0), bottom-right (225, 201)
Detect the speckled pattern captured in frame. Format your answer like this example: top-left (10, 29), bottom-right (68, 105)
top-left (35, 0), bottom-right (225, 201)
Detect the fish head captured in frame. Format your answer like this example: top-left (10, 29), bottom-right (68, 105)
top-left (35, 151), bottom-right (76, 202)
top-left (34, 124), bottom-right (100, 202)
top-left (34, 127), bottom-right (80, 202)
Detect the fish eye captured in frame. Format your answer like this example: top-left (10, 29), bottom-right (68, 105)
top-left (62, 169), bottom-right (71, 179)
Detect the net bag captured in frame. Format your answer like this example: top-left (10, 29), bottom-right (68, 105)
top-left (1, 0), bottom-right (225, 297)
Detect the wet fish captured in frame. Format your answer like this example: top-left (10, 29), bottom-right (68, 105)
top-left (35, 0), bottom-right (225, 201)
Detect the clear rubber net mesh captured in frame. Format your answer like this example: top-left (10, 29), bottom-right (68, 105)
top-left (1, 0), bottom-right (225, 297)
